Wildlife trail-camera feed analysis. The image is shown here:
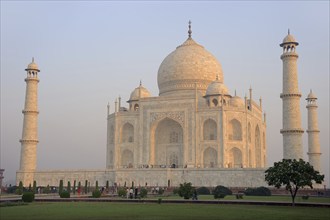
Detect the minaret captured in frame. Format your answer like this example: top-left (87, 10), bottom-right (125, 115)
top-left (306, 90), bottom-right (321, 171)
top-left (280, 31), bottom-right (304, 159)
top-left (19, 58), bottom-right (40, 185)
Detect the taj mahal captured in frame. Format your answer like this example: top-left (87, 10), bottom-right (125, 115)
top-left (16, 23), bottom-right (322, 188)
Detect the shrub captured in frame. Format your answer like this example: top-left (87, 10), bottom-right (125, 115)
top-left (6, 185), bottom-right (17, 194)
top-left (244, 187), bottom-right (271, 196)
top-left (92, 190), bottom-right (101, 198)
top-left (302, 195), bottom-right (309, 200)
top-left (173, 188), bottom-right (179, 195)
top-left (118, 187), bottom-right (127, 197)
top-left (158, 188), bottom-right (164, 195)
top-left (158, 198), bottom-right (162, 204)
top-left (178, 182), bottom-right (194, 199)
top-left (197, 187), bottom-right (210, 195)
top-left (140, 187), bottom-right (148, 198)
top-left (60, 191), bottom-right (70, 198)
top-left (22, 192), bottom-right (35, 203)
top-left (16, 181), bottom-right (24, 195)
top-left (44, 185), bottom-right (51, 194)
top-left (213, 185), bottom-right (232, 199)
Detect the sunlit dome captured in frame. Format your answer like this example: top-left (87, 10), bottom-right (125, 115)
top-left (230, 95), bottom-right (245, 107)
top-left (157, 23), bottom-right (223, 96)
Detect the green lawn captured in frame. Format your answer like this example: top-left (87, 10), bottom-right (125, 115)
top-left (1, 202), bottom-right (330, 220)
top-left (152, 194), bottom-right (330, 203)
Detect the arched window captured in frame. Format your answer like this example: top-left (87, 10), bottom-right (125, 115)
top-left (109, 125), bottom-right (114, 144)
top-left (169, 153), bottom-right (178, 167)
top-left (154, 118), bottom-right (183, 166)
top-left (170, 132), bottom-right (179, 143)
top-left (229, 147), bottom-right (242, 168)
top-left (255, 125), bottom-right (261, 167)
top-left (203, 119), bottom-right (217, 140)
top-left (228, 119), bottom-right (242, 141)
top-left (203, 147), bottom-right (217, 168)
top-left (134, 104), bottom-right (139, 111)
top-left (212, 99), bottom-right (218, 107)
top-left (121, 123), bottom-right (134, 143)
top-left (121, 149), bottom-right (133, 168)
top-left (248, 123), bottom-right (251, 143)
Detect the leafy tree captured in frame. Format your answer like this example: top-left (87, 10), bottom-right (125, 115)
top-left (59, 180), bottom-right (64, 195)
top-left (178, 182), bottom-right (194, 199)
top-left (265, 159), bottom-right (324, 206)
top-left (32, 181), bottom-right (37, 194)
top-left (140, 187), bottom-right (148, 198)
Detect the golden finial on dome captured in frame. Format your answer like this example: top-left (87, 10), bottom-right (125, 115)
top-left (288, 29), bottom-right (290, 35)
top-left (188, 20), bottom-right (192, 38)
top-left (139, 80), bottom-right (142, 86)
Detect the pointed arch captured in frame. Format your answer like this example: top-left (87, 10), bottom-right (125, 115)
top-left (255, 125), bottom-right (261, 167)
top-left (109, 125), bottom-right (114, 144)
top-left (153, 118), bottom-right (183, 167)
top-left (203, 147), bottom-right (217, 168)
top-left (121, 149), bottom-right (133, 168)
top-left (229, 147), bottom-right (242, 168)
top-left (228, 119), bottom-right (242, 141)
top-left (248, 123), bottom-right (251, 143)
top-left (121, 123), bottom-right (134, 143)
top-left (203, 119), bottom-right (217, 140)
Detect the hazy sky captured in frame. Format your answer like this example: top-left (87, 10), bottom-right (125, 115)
top-left (1, 1), bottom-right (329, 186)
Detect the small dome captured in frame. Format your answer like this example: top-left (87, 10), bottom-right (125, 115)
top-left (129, 83), bottom-right (151, 101)
top-left (280, 31), bottom-right (298, 46)
top-left (205, 78), bottom-right (229, 96)
top-left (230, 95), bottom-right (245, 107)
top-left (25, 58), bottom-right (40, 71)
top-left (282, 34), bottom-right (296, 44)
top-left (306, 90), bottom-right (317, 100)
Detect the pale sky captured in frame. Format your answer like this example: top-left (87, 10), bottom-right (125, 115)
top-left (1, 1), bottom-right (329, 186)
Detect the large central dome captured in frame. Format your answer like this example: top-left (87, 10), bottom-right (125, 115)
top-left (157, 36), bottom-right (223, 96)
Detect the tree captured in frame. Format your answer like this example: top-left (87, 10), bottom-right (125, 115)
top-left (178, 182), bottom-right (194, 199)
top-left (33, 181), bottom-right (37, 194)
top-left (95, 180), bottom-right (99, 191)
top-left (84, 180), bottom-right (88, 194)
top-left (16, 181), bottom-right (24, 195)
top-left (67, 181), bottom-right (71, 194)
top-left (59, 180), bottom-right (64, 195)
top-left (265, 159), bottom-right (324, 206)
top-left (73, 180), bottom-right (76, 195)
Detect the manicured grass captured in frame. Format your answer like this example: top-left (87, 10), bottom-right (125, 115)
top-left (153, 194), bottom-right (330, 203)
top-left (1, 202), bottom-right (329, 220)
